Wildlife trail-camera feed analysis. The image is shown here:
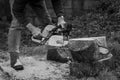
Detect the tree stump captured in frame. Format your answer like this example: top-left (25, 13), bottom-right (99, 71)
top-left (68, 36), bottom-right (113, 78)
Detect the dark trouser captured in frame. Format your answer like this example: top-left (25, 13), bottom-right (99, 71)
top-left (8, 0), bottom-right (51, 57)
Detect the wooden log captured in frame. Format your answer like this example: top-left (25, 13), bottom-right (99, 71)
top-left (68, 36), bottom-right (113, 78)
top-left (47, 48), bottom-right (70, 63)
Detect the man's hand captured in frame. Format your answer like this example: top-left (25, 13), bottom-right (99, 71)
top-left (57, 16), bottom-right (66, 28)
top-left (57, 16), bottom-right (73, 37)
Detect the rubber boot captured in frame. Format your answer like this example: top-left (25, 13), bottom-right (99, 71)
top-left (10, 52), bottom-right (24, 71)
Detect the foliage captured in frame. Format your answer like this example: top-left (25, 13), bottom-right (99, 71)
top-left (71, 8), bottom-right (120, 38)
top-left (67, 0), bottom-right (120, 79)
top-left (95, 0), bottom-right (120, 14)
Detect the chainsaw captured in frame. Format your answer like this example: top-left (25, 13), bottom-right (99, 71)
top-left (38, 23), bottom-right (73, 46)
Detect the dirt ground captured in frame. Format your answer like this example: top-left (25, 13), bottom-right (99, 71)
top-left (0, 49), bottom-right (71, 80)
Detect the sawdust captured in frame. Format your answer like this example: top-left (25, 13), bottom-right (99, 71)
top-left (0, 56), bottom-right (70, 80)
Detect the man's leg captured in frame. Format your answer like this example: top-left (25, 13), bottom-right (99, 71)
top-left (29, 0), bottom-right (52, 30)
top-left (29, 0), bottom-right (55, 42)
top-left (8, 0), bottom-right (24, 70)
